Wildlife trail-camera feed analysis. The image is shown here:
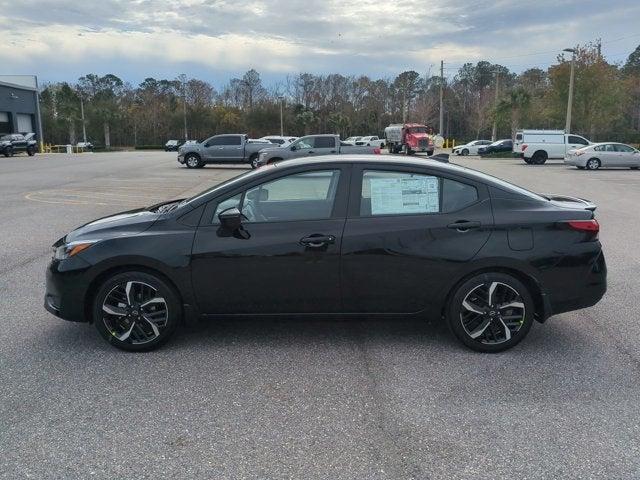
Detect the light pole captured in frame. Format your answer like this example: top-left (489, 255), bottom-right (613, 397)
top-left (79, 94), bottom-right (87, 143)
top-left (563, 48), bottom-right (576, 133)
top-left (278, 96), bottom-right (284, 136)
top-left (179, 74), bottom-right (188, 141)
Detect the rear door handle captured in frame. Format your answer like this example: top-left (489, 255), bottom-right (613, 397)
top-left (300, 234), bottom-right (335, 248)
top-left (447, 220), bottom-right (481, 232)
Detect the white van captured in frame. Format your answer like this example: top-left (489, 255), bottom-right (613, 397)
top-left (513, 130), bottom-right (590, 164)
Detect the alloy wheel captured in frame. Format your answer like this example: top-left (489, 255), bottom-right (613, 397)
top-left (587, 159), bottom-right (600, 170)
top-left (101, 281), bottom-right (168, 344)
top-left (460, 281), bottom-right (526, 345)
top-left (186, 155), bottom-right (200, 168)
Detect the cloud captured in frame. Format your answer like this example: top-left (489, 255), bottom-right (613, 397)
top-left (0, 0), bottom-right (639, 85)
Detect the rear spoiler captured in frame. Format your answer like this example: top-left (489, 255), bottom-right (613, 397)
top-left (543, 194), bottom-right (596, 212)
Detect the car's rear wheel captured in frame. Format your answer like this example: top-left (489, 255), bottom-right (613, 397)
top-left (447, 272), bottom-right (534, 353)
top-left (93, 271), bottom-right (181, 351)
top-left (27, 146), bottom-right (36, 156)
top-left (185, 153), bottom-right (202, 169)
top-left (586, 158), bottom-right (601, 170)
top-left (531, 151), bottom-right (547, 164)
top-left (4, 147), bottom-right (13, 157)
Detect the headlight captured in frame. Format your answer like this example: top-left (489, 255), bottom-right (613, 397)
top-left (53, 240), bottom-right (100, 260)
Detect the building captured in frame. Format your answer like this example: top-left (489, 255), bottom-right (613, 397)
top-left (0, 75), bottom-right (43, 145)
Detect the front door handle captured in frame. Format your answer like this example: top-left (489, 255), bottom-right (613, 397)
top-left (447, 220), bottom-right (481, 232)
top-left (300, 234), bottom-right (335, 248)
top-left (308, 151), bottom-right (314, 154)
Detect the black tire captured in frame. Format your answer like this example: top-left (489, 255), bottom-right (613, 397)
top-left (249, 153), bottom-right (259, 169)
top-left (184, 153), bottom-right (202, 169)
top-left (27, 146), bottom-right (36, 156)
top-left (93, 271), bottom-right (181, 352)
top-left (531, 151), bottom-right (547, 165)
top-left (461, 148), bottom-right (469, 156)
top-left (523, 157), bottom-right (533, 164)
top-left (576, 166), bottom-right (585, 170)
top-left (630, 166), bottom-right (638, 170)
top-left (585, 158), bottom-right (600, 170)
top-left (427, 150), bottom-right (434, 156)
top-left (4, 147), bottom-right (13, 157)
top-left (447, 272), bottom-right (535, 353)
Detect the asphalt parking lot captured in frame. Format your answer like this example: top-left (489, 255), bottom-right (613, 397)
top-left (1, 151), bottom-right (639, 479)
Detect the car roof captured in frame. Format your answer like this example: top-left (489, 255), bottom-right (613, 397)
top-left (272, 154), bottom-right (501, 183)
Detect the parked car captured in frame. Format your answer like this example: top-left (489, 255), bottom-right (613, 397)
top-left (177, 134), bottom-right (268, 168)
top-left (165, 139), bottom-right (182, 152)
top-left (255, 135), bottom-right (380, 168)
top-left (478, 139), bottom-right (513, 156)
top-left (564, 142), bottom-right (640, 170)
top-left (514, 130), bottom-right (591, 164)
top-left (76, 141), bottom-right (94, 151)
top-left (45, 155), bottom-right (606, 353)
top-left (258, 136), bottom-right (298, 146)
top-left (354, 136), bottom-right (386, 148)
top-left (344, 136), bottom-right (363, 144)
top-left (384, 123), bottom-right (434, 155)
top-left (452, 140), bottom-right (492, 156)
top-left (0, 133), bottom-right (37, 157)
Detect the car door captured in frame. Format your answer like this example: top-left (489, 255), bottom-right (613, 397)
top-left (312, 136), bottom-right (338, 155)
top-left (597, 144), bottom-right (617, 167)
top-left (340, 164), bottom-right (493, 314)
top-left (12, 134), bottom-right (26, 152)
top-left (218, 135), bottom-right (244, 161)
top-left (190, 165), bottom-right (350, 314)
top-left (613, 144), bottom-right (639, 167)
top-left (201, 136), bottom-right (224, 160)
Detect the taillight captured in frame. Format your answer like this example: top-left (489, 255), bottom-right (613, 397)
top-left (566, 219), bottom-right (599, 240)
top-left (373, 147), bottom-right (381, 154)
top-left (522, 144), bottom-right (528, 151)
top-left (567, 219), bottom-right (599, 232)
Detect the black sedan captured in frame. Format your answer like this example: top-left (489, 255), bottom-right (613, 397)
top-left (478, 139), bottom-right (513, 156)
top-left (45, 156), bottom-right (606, 352)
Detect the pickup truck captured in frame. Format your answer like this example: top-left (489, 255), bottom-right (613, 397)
top-left (255, 134), bottom-right (381, 168)
top-left (177, 134), bottom-right (271, 168)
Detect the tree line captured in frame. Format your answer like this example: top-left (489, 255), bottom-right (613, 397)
top-left (40, 41), bottom-right (640, 148)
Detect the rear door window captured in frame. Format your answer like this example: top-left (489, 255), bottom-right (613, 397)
top-left (314, 137), bottom-right (335, 148)
top-left (360, 171), bottom-right (440, 216)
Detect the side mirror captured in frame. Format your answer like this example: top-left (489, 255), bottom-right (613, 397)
top-left (290, 145), bottom-right (297, 151)
top-left (218, 207), bottom-right (243, 231)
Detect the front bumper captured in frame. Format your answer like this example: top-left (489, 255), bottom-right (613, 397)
top-left (44, 256), bottom-right (92, 323)
top-left (177, 153), bottom-right (185, 164)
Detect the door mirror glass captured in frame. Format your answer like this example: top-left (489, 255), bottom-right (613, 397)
top-left (218, 207), bottom-right (243, 230)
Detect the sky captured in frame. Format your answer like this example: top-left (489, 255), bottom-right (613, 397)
top-left (1, 0), bottom-right (639, 89)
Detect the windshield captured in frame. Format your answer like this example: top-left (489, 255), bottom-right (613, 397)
top-left (0, 135), bottom-right (11, 141)
top-left (408, 127), bottom-right (428, 134)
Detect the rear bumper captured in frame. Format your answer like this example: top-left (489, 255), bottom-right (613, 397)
top-left (543, 249), bottom-right (607, 320)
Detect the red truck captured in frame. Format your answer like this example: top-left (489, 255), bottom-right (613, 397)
top-left (384, 123), bottom-right (435, 155)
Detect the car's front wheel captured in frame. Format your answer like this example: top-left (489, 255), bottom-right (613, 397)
top-left (447, 272), bottom-right (534, 353)
top-left (93, 271), bottom-right (181, 351)
top-left (461, 148), bottom-right (469, 156)
top-left (249, 153), bottom-right (259, 169)
top-left (4, 147), bottom-right (13, 157)
top-left (184, 153), bottom-right (203, 169)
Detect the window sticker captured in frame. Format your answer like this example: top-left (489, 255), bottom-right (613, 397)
top-left (370, 176), bottom-right (439, 215)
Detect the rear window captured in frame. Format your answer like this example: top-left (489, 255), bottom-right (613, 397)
top-left (314, 137), bottom-right (335, 148)
top-left (515, 133), bottom-right (523, 141)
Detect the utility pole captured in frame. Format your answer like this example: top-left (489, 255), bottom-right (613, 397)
top-left (79, 94), bottom-right (87, 143)
top-left (563, 48), bottom-right (576, 133)
top-left (491, 71), bottom-right (500, 141)
top-left (439, 60), bottom-right (444, 136)
top-left (279, 96), bottom-right (284, 136)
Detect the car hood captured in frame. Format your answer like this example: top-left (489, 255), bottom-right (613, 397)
top-left (64, 208), bottom-right (161, 243)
